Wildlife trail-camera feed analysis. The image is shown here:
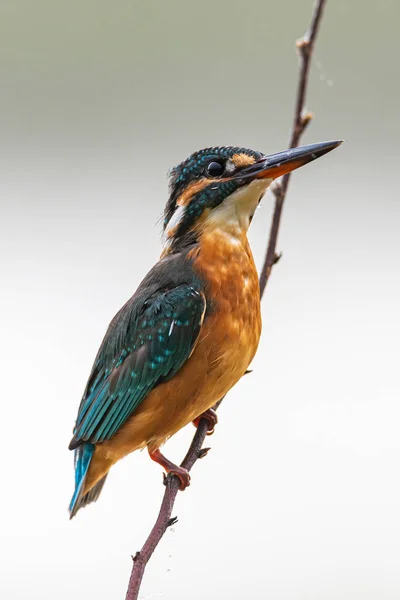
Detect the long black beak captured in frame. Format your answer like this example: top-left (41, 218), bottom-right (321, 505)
top-left (237, 140), bottom-right (342, 181)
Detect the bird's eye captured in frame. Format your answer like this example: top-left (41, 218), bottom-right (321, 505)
top-left (206, 161), bottom-right (225, 177)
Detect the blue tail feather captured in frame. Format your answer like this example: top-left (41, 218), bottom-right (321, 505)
top-left (69, 443), bottom-right (106, 519)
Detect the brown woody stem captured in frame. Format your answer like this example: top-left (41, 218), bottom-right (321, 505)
top-left (259, 0), bottom-right (327, 296)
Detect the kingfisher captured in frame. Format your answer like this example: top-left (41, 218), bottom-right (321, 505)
top-left (68, 140), bottom-right (341, 518)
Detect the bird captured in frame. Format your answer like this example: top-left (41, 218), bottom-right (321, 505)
top-left (68, 140), bottom-right (341, 518)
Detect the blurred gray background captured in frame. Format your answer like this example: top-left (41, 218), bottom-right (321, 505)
top-left (1, 1), bottom-right (399, 598)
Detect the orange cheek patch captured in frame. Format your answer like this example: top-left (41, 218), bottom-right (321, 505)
top-left (176, 178), bottom-right (211, 207)
top-left (176, 176), bottom-right (234, 207)
top-left (231, 153), bottom-right (256, 168)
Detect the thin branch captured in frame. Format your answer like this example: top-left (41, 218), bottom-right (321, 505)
top-left (125, 420), bottom-right (209, 600)
top-left (259, 0), bottom-right (328, 296)
top-left (126, 1), bottom-right (328, 597)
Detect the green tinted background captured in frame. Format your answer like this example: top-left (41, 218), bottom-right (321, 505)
top-left (1, 1), bottom-right (399, 599)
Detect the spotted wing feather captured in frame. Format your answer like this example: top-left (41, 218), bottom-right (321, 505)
top-left (69, 285), bottom-right (206, 447)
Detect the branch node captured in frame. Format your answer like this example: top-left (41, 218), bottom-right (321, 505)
top-left (162, 472), bottom-right (179, 488)
top-left (132, 552), bottom-right (140, 563)
top-left (167, 516), bottom-right (178, 527)
top-left (273, 252), bottom-right (282, 265)
top-left (296, 37), bottom-right (310, 58)
top-left (301, 110), bottom-right (313, 126)
top-left (198, 447), bottom-right (211, 459)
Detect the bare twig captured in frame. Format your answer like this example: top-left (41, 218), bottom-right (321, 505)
top-left (259, 0), bottom-right (328, 295)
top-left (125, 420), bottom-right (210, 599)
top-left (126, 1), bottom-right (328, 598)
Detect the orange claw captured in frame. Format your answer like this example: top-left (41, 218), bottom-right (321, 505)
top-left (192, 408), bottom-right (218, 435)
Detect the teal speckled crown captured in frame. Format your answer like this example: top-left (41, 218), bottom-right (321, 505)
top-left (164, 146), bottom-right (263, 237)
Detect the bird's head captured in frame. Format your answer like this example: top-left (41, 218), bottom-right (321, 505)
top-left (163, 140), bottom-right (341, 252)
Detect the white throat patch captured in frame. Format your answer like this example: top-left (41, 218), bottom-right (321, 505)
top-left (162, 204), bottom-right (186, 249)
top-left (205, 177), bottom-right (273, 231)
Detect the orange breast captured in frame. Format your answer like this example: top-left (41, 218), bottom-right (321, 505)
top-left (191, 227), bottom-right (262, 379)
top-left (90, 225), bottom-right (262, 483)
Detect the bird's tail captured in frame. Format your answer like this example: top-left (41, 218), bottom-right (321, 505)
top-left (69, 443), bottom-right (108, 519)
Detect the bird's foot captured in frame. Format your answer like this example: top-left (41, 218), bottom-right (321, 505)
top-left (164, 467), bottom-right (191, 491)
top-left (149, 448), bottom-right (190, 491)
top-left (192, 408), bottom-right (218, 436)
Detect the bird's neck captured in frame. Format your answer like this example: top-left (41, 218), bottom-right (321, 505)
top-left (200, 220), bottom-right (250, 251)
top-left (160, 197), bottom-right (256, 265)
top-left (187, 222), bottom-right (259, 304)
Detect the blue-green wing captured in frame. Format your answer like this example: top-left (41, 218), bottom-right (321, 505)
top-left (69, 285), bottom-right (206, 447)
